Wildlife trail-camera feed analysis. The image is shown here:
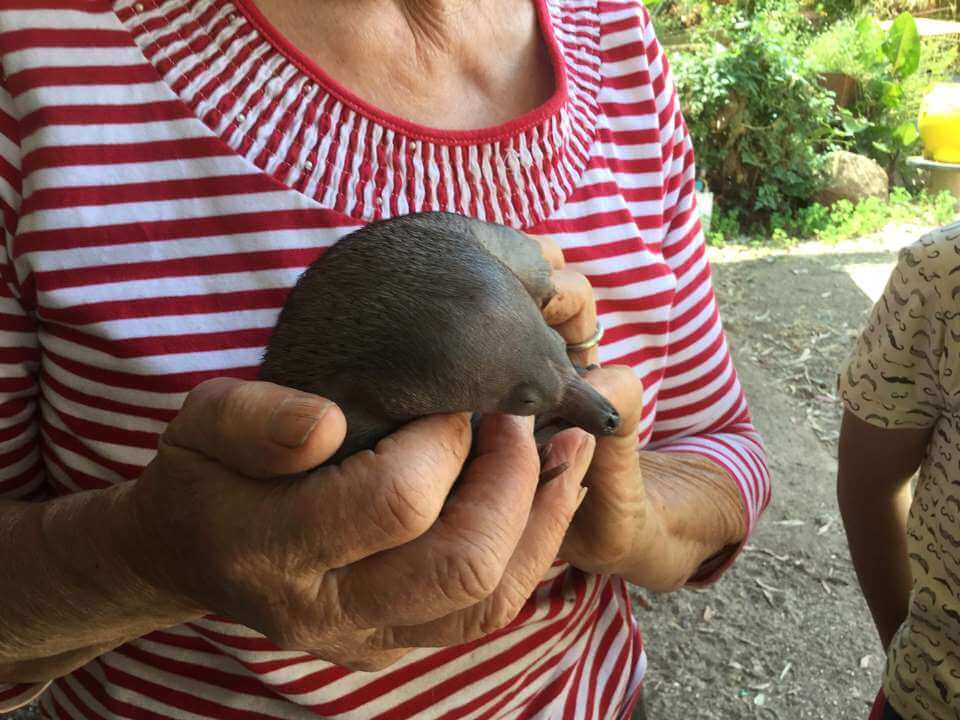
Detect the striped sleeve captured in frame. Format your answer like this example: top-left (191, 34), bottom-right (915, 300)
top-left (0, 76), bottom-right (42, 501)
top-left (640, 11), bottom-right (770, 560)
top-left (0, 72), bottom-right (49, 712)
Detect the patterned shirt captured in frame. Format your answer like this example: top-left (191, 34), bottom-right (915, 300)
top-left (840, 221), bottom-right (960, 720)
top-left (0, 0), bottom-right (769, 717)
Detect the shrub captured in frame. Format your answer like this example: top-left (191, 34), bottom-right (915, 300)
top-left (805, 15), bottom-right (882, 79)
top-left (664, 0), bottom-right (959, 242)
top-left (706, 207), bottom-right (743, 246)
top-left (708, 189), bottom-right (956, 245)
top-left (805, 13), bottom-right (957, 173)
top-left (773, 188), bottom-right (957, 242)
top-left (671, 7), bottom-right (846, 218)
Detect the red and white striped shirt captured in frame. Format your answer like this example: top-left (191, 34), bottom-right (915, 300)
top-left (0, 0), bottom-right (770, 717)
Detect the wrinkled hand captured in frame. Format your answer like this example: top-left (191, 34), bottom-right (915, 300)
top-left (528, 236), bottom-right (739, 591)
top-left (556, 366), bottom-right (652, 577)
top-left (124, 378), bottom-right (595, 671)
top-left (529, 236), bottom-right (653, 573)
top-left (531, 235), bottom-right (600, 367)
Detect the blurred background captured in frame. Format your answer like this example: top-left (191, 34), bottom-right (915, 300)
top-left (636, 1), bottom-right (958, 716)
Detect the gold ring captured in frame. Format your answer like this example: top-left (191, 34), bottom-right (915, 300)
top-left (566, 323), bottom-right (604, 353)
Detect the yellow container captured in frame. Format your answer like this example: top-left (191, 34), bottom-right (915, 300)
top-left (919, 83), bottom-right (960, 164)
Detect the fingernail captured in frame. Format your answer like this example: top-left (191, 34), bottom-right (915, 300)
top-left (575, 486), bottom-right (589, 510)
top-left (538, 442), bottom-right (554, 465)
top-left (575, 433), bottom-right (596, 464)
top-left (269, 396), bottom-right (332, 448)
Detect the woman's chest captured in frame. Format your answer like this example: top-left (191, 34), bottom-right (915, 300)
top-left (13, 167), bottom-right (675, 444)
top-left (20, 155), bottom-right (677, 494)
top-left (15, 136), bottom-right (677, 383)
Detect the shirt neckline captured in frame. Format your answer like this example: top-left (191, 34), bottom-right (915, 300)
top-left (232, 0), bottom-right (572, 145)
top-left (115, 0), bottom-right (602, 226)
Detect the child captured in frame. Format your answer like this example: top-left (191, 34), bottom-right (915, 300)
top-left (838, 220), bottom-right (960, 720)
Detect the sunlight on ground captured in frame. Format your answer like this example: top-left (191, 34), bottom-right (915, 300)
top-left (842, 262), bottom-right (896, 303)
top-left (707, 220), bottom-right (950, 305)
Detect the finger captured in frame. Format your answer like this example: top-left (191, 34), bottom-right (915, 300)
top-left (528, 235), bottom-right (565, 270)
top-left (329, 414), bottom-right (541, 629)
top-left (542, 270), bottom-right (599, 366)
top-left (287, 412), bottom-right (473, 569)
top-left (162, 378), bottom-right (347, 479)
top-left (541, 269), bottom-right (592, 329)
top-left (581, 366), bottom-right (645, 438)
top-left (313, 635), bottom-right (413, 673)
top-left (560, 368), bottom-right (646, 570)
top-left (565, 336), bottom-right (599, 370)
top-left (381, 428), bottom-right (595, 648)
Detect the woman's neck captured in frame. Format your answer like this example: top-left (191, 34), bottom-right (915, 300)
top-left (393, 0), bottom-right (472, 57)
top-left (248, 0), bottom-right (557, 129)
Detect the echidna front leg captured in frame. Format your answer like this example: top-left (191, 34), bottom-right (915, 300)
top-left (471, 414), bottom-right (568, 483)
top-left (468, 220), bottom-right (556, 308)
top-left (538, 441), bottom-right (570, 483)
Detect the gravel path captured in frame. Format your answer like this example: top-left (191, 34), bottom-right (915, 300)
top-left (636, 226), bottom-right (950, 719)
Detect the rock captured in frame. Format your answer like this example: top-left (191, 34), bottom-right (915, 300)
top-left (817, 151), bottom-right (889, 205)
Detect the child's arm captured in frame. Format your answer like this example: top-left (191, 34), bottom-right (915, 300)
top-left (836, 225), bottom-right (959, 651)
top-left (838, 410), bottom-right (930, 649)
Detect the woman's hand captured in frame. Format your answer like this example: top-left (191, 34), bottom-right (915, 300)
top-left (529, 235), bottom-right (747, 591)
top-left (4, 378), bottom-right (595, 685)
top-left (553, 366), bottom-right (658, 580)
top-left (557, 366), bottom-right (747, 592)
top-left (125, 379), bottom-right (596, 672)
top-left (529, 236), bottom-right (655, 578)
top-left (530, 235), bottom-right (600, 367)
top-left (529, 235), bottom-right (663, 583)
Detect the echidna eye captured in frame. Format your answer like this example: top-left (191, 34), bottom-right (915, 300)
top-left (514, 385), bottom-right (539, 404)
top-left (508, 383), bottom-right (544, 414)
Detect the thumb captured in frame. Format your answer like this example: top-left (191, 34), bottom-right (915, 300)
top-left (163, 378), bottom-right (347, 478)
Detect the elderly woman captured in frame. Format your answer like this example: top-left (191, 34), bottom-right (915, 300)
top-left (0, 1), bottom-right (769, 718)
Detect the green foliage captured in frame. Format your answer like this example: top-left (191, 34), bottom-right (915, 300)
top-left (883, 12), bottom-right (920, 78)
top-left (811, 0), bottom-right (870, 22)
top-left (706, 190), bottom-right (957, 245)
top-left (672, 7), bottom-right (846, 218)
top-left (805, 15), bottom-right (880, 77)
top-left (854, 13), bottom-right (922, 162)
top-left (706, 208), bottom-right (743, 246)
top-left (768, 189), bottom-right (957, 243)
top-left (804, 13), bottom-right (954, 169)
top-left (664, 0), bottom-right (959, 243)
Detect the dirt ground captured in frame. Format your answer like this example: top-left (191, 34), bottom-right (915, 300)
top-left (636, 223), bottom-right (952, 720)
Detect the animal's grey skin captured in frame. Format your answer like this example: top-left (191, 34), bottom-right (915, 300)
top-left (259, 212), bottom-right (620, 465)
top-left (465, 220), bottom-right (555, 308)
